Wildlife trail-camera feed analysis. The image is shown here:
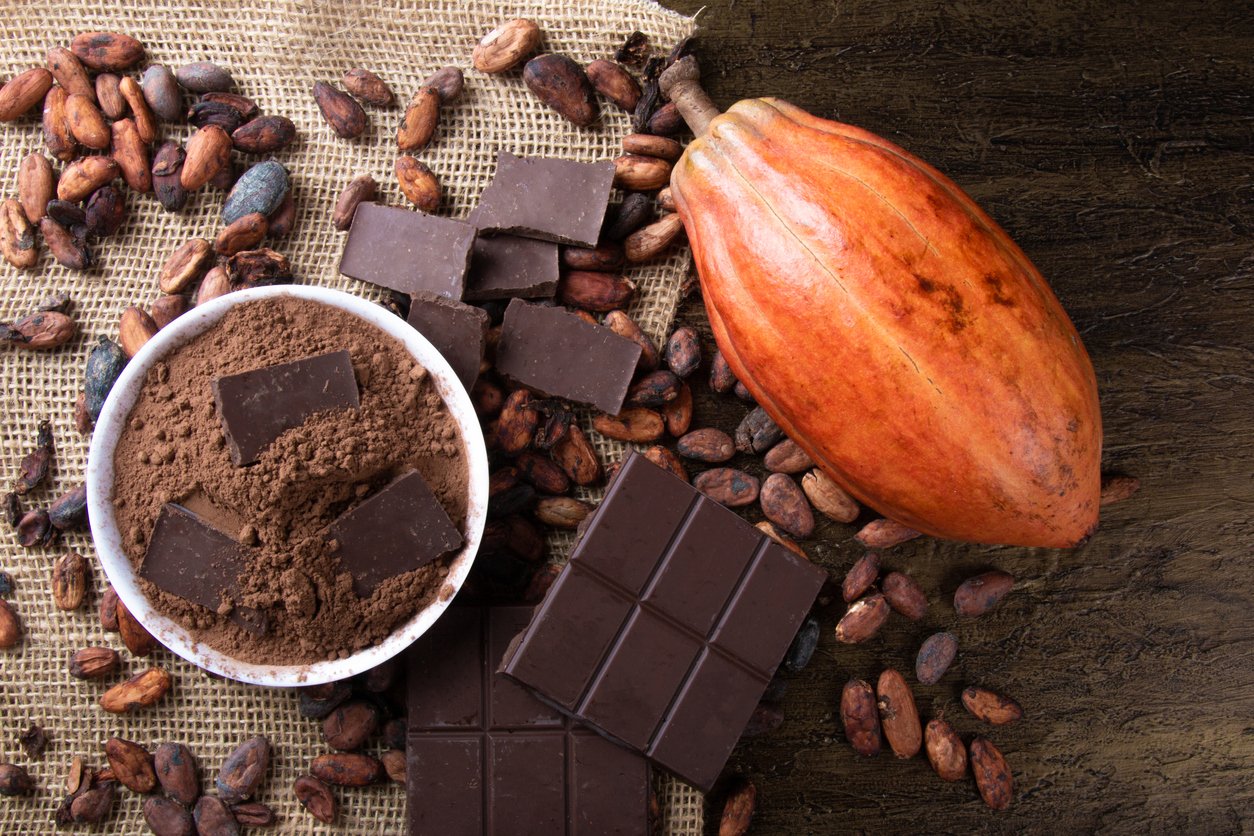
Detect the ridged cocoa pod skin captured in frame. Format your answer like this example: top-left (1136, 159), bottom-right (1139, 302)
top-left (839, 679), bottom-right (882, 757)
top-left (915, 631), bottom-right (958, 685)
top-left (143, 796), bottom-right (194, 836)
top-left (153, 742), bottom-right (200, 805)
top-left (962, 686), bottom-right (1024, 725)
top-left (676, 428), bottom-right (735, 463)
top-left (881, 571), bottom-right (928, 621)
top-left (47, 46), bottom-right (94, 99)
top-left (231, 115), bottom-right (297, 154)
top-left (71, 32), bottom-right (145, 71)
top-left (876, 668), bottom-right (922, 758)
top-left (0, 68), bottom-right (54, 121)
top-left (693, 468), bottom-right (759, 508)
top-left (970, 737), bottom-right (1014, 810)
top-left (141, 64), bottom-right (182, 121)
top-left (954, 570), bottom-right (1015, 617)
top-left (834, 593), bottom-right (890, 644)
top-left (759, 473), bottom-right (815, 538)
top-left (293, 774), bottom-right (337, 823)
top-left (523, 54), bottom-right (598, 127)
top-left (215, 736), bottom-right (271, 802)
top-left (312, 82), bottom-right (367, 138)
top-left (586, 59), bottom-right (641, 112)
top-left (342, 67), bottom-right (394, 106)
top-left (925, 719), bottom-right (968, 781)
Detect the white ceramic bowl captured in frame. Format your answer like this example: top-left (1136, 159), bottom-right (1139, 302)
top-left (86, 285), bottom-right (489, 686)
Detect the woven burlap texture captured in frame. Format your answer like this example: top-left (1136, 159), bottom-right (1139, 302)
top-left (0, 1), bottom-right (699, 832)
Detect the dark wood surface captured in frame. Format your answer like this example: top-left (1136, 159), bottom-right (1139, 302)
top-left (656, 1), bottom-right (1253, 832)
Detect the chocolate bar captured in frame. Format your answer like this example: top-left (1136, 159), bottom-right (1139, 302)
top-left (500, 453), bottom-right (827, 791)
top-left (339, 202), bottom-right (476, 298)
top-left (406, 292), bottom-right (489, 391)
top-left (406, 606), bottom-right (651, 835)
top-left (463, 233), bottom-right (559, 302)
top-left (140, 504), bottom-right (265, 634)
top-left (212, 349), bottom-right (359, 466)
top-left (495, 299), bottom-right (641, 415)
top-left (327, 470), bottom-right (462, 597)
top-left (471, 152), bottom-right (615, 247)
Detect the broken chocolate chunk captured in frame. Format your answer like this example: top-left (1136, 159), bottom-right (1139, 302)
top-left (339, 202), bottom-right (476, 299)
top-left (405, 293), bottom-right (489, 391)
top-left (471, 152), bottom-right (615, 248)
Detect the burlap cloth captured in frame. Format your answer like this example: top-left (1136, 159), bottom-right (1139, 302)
top-left (0, 1), bottom-right (700, 832)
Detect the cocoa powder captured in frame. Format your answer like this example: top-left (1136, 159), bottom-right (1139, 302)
top-left (110, 296), bottom-right (469, 665)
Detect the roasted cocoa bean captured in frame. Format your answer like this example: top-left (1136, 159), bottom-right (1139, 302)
top-left (646, 101), bottom-right (684, 135)
top-left (42, 86), bottom-right (77, 161)
top-left (310, 752), bottom-right (382, 787)
top-left (970, 737), bottom-right (1013, 810)
top-left (15, 419), bottom-right (53, 495)
top-left (0, 199), bottom-right (38, 270)
top-left (95, 73), bottom-right (126, 118)
top-left (227, 248), bottom-right (292, 287)
top-left (591, 408), bottom-right (665, 442)
top-left (664, 325), bottom-right (700, 377)
top-left (834, 593), bottom-right (889, 644)
top-left (214, 212), bottom-right (268, 257)
top-left (0, 68), bottom-right (54, 122)
top-left (153, 742), bottom-right (199, 804)
top-left (615, 31), bottom-right (651, 67)
top-left (551, 424), bottom-right (601, 485)
top-left (332, 175), bottom-right (376, 231)
top-left (267, 192), bottom-right (297, 237)
top-left (59, 155), bottom-right (120, 203)
top-left (662, 381), bottom-right (693, 436)
top-left (313, 82), bottom-right (367, 138)
top-left (719, 778), bottom-right (756, 836)
top-left (17, 152), bottom-right (55, 224)
top-left (118, 305), bottom-right (158, 358)
top-left (676, 428), bottom-right (735, 463)
top-left (41, 217), bottom-right (95, 270)
top-left (742, 701), bottom-right (783, 738)
top-left (613, 154), bottom-right (671, 191)
top-left (117, 597), bottom-right (156, 656)
top-left (397, 86), bottom-right (440, 152)
top-left (71, 32), bottom-right (145, 71)
top-left (143, 796), bottom-right (194, 836)
top-left (515, 450), bottom-right (571, 494)
top-left (534, 496), bottom-right (593, 529)
top-left (495, 389), bottom-right (538, 454)
top-left (642, 445), bottom-right (688, 482)
top-left (881, 571), bottom-right (927, 621)
top-left (323, 700), bottom-right (379, 751)
top-left (194, 795), bottom-right (240, 836)
top-left (90, 162), bottom-right (137, 231)
top-left (341, 67), bottom-right (393, 106)
top-left (152, 141), bottom-right (189, 212)
top-left (119, 75), bottom-right (157, 142)
top-left (735, 406), bottom-right (782, 454)
top-left (69, 645), bottom-right (120, 679)
top-left (228, 802), bottom-right (275, 827)
top-left (0, 599), bottom-right (22, 648)
top-left (626, 369), bottom-right (681, 408)
top-left (52, 551), bottom-right (88, 610)
top-left (422, 66), bottom-right (464, 103)
top-left (99, 585), bottom-right (119, 631)
top-left (181, 125), bottom-right (232, 190)
top-left (764, 439), bottom-right (813, 474)
top-left (562, 242), bottom-right (625, 272)
top-left (395, 154), bottom-right (441, 212)
top-left (657, 185), bottom-right (676, 212)
top-left (603, 309), bottom-right (660, 372)
top-left (803, 469), bottom-right (859, 523)
top-left (215, 736), bottom-right (271, 802)
top-left (756, 520), bottom-right (808, 559)
top-left (623, 133), bottom-right (683, 161)
top-left (190, 101), bottom-right (245, 134)
top-left (160, 238), bottom-right (213, 294)
top-left (202, 91), bottom-right (259, 121)
top-left (71, 780), bottom-right (117, 822)
top-left (177, 61), bottom-right (234, 93)
top-left (223, 160), bottom-right (289, 224)
top-left (66, 93), bottom-right (110, 149)
top-left (855, 518), bottom-right (921, 549)
top-left (625, 213), bottom-right (683, 262)
top-left (474, 18), bottom-right (543, 74)
top-left (915, 631), bottom-right (958, 685)
top-left (141, 64), bottom-right (182, 121)
top-left (760, 473), bottom-right (815, 538)
top-left (1100, 473), bottom-right (1141, 505)
top-left (839, 680), bottom-right (881, 757)
top-left (603, 192), bottom-right (653, 241)
top-left (298, 681), bottom-right (352, 719)
top-left (962, 686), bottom-right (1024, 725)
top-left (524, 53), bottom-right (598, 127)
top-left (693, 468), bottom-right (759, 507)
top-left (17, 508), bottom-right (54, 547)
top-left (925, 719), bottom-right (967, 782)
top-left (709, 349), bottom-right (737, 393)
top-left (379, 749), bottom-right (406, 784)
top-left (586, 59), bottom-right (641, 111)
top-left (105, 737), bottom-right (156, 793)
top-left (47, 46), bottom-right (94, 98)
top-left (783, 616), bottom-right (820, 673)
top-left (231, 114), bottom-right (297, 154)
top-left (293, 774), bottom-right (337, 823)
top-left (558, 271), bottom-right (635, 312)
top-left (876, 668), bottom-right (922, 759)
top-left (953, 570), bottom-right (1014, 617)
top-left (196, 266), bottom-right (232, 305)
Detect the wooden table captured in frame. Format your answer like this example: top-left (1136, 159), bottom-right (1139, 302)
top-left (658, 0), bottom-right (1253, 831)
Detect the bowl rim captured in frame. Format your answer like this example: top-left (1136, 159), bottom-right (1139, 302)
top-left (85, 284), bottom-right (490, 687)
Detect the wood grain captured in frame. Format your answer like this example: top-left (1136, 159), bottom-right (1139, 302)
top-left (658, 0), bottom-right (1253, 832)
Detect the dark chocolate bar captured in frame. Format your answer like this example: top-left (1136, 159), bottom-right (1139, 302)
top-left (212, 349), bottom-right (360, 466)
top-left (495, 299), bottom-right (641, 415)
top-left (339, 202), bottom-right (476, 298)
top-left (327, 470), bottom-right (462, 597)
top-left (406, 606), bottom-right (651, 835)
top-left (463, 233), bottom-right (559, 301)
top-left (405, 292), bottom-right (489, 391)
top-left (140, 504), bottom-right (266, 634)
top-left (471, 152), bottom-right (615, 247)
top-left (499, 453), bottom-right (827, 791)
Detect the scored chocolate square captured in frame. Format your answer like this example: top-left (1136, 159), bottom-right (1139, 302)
top-left (499, 453), bottom-right (828, 792)
top-left (339, 202), bottom-right (476, 299)
top-left (406, 606), bottom-right (651, 835)
top-left (405, 292), bottom-right (489, 391)
top-left (471, 152), bottom-right (616, 248)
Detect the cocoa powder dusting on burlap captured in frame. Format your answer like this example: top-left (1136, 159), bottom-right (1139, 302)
top-left (110, 296), bottom-right (469, 665)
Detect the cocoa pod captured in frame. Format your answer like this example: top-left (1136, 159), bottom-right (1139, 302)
top-left (626, 369), bottom-right (681, 408)
top-left (214, 212), bottom-right (268, 257)
top-left (551, 424), bottom-right (601, 485)
top-left (42, 86), bottom-right (77, 161)
top-left (0, 68), bottom-right (54, 121)
top-left (834, 593), bottom-right (889, 644)
top-left (342, 67), bottom-right (393, 106)
top-left (1100, 473), bottom-right (1141, 506)
top-left (202, 91), bottom-right (259, 121)
top-left (66, 93), bottom-right (110, 149)
top-left (756, 520), bottom-right (807, 560)
top-left (664, 324), bottom-right (700, 377)
top-left (953, 570), bottom-right (1014, 617)
top-left (764, 439), bottom-right (813, 474)
top-left (228, 802), bottom-right (275, 827)
top-left (143, 796), bottom-right (194, 836)
top-left (69, 646), bottom-right (120, 679)
top-left (523, 54), bottom-right (598, 127)
top-left (71, 32), bottom-right (145, 71)
top-left (313, 82), bottom-right (366, 138)
top-left (397, 86), bottom-right (440, 152)
top-left (118, 305), bottom-right (158, 357)
top-left (735, 406), bottom-right (783, 454)
top-left (562, 241), bottom-right (625, 272)
top-left (657, 186), bottom-right (676, 212)
top-left (99, 667), bottom-right (172, 713)
top-left (181, 125), bottom-right (232, 190)
top-left (625, 213), bottom-right (683, 262)
top-left (40, 218), bottom-right (95, 270)
top-left (962, 686), bottom-right (1024, 725)
top-left (194, 796), bottom-right (240, 836)
top-left (473, 18), bottom-right (543, 74)
top-left (662, 381), bottom-right (693, 436)
top-left (310, 752), bottom-right (382, 786)
top-left (231, 115), bottom-right (297, 154)
top-left (228, 247), bottom-right (292, 288)
top-left (51, 551), bottom-right (88, 610)
top-left (876, 669), bottom-right (922, 759)
top-left (881, 571), bottom-right (928, 621)
top-left (613, 154), bottom-right (671, 191)
top-left (693, 468), bottom-right (760, 507)
top-left (516, 450), bottom-right (571, 495)
top-left (676, 428), bottom-right (734, 463)
top-left (646, 101), bottom-right (684, 135)
top-left (196, 266), bottom-right (232, 305)
top-left (642, 445), bottom-right (688, 482)
top-left (586, 59), bottom-right (641, 112)
top-left (925, 719), bottom-right (968, 782)
top-left (99, 585), bottom-right (119, 631)
top-left (216, 735), bottom-right (271, 802)
top-left (323, 700), bottom-right (379, 751)
top-left (119, 76), bottom-right (158, 142)
top-left (105, 737), bottom-right (156, 793)
top-left (802, 469), bottom-right (860, 523)
top-left (18, 152), bottom-right (55, 223)
top-left (59, 155), bottom-right (120, 202)
top-left (494, 389), bottom-right (538, 454)
top-left (623, 133), bottom-right (683, 162)
top-left (558, 271), bottom-right (635, 312)
top-left (718, 778), bottom-right (756, 836)
top-left (332, 174), bottom-right (376, 230)
top-left (267, 192), bottom-right (297, 237)
top-left (839, 679), bottom-right (881, 757)
top-left (0, 199), bottom-right (39, 270)
top-left (915, 631), bottom-right (958, 685)
top-left (969, 737), bottom-right (1013, 810)
top-left (760, 473), bottom-right (815, 538)
top-left (709, 348), bottom-right (738, 393)
top-left (534, 496), bottom-right (593, 529)
top-left (117, 597), bottom-right (157, 656)
top-left (592, 408), bottom-right (664, 442)
top-left (177, 61), bottom-right (234, 93)
top-left (293, 774), bottom-right (337, 823)
top-left (395, 155), bottom-right (440, 212)
top-left (95, 73), bottom-right (126, 118)
top-left (422, 66), bottom-right (464, 103)
top-left (71, 781), bottom-right (117, 823)
top-left (152, 141), bottom-right (188, 212)
top-left (140, 65), bottom-right (182, 121)
top-left (855, 518), bottom-right (921, 549)
top-left (85, 185), bottom-right (127, 236)
top-left (602, 192), bottom-right (653, 241)
top-left (604, 310), bottom-right (660, 372)
top-left (0, 599), bottom-right (22, 648)
top-left (159, 238), bottom-right (214, 294)
top-left (110, 119), bottom-right (151, 192)
top-left (47, 46), bottom-right (94, 99)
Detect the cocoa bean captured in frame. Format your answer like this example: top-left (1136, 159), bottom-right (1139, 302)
top-left (382, 718), bottom-right (406, 751)
top-left (42, 86), bottom-right (77, 161)
top-left (592, 408), bottom-right (664, 442)
top-left (3, 492), bottom-right (19, 527)
top-left (395, 155), bottom-right (441, 212)
top-left (215, 736), bottom-right (271, 802)
top-left (709, 349), bottom-right (737, 393)
top-left (105, 737), bottom-right (156, 793)
top-left (194, 795), bottom-right (240, 836)
top-left (378, 749), bottom-right (406, 784)
top-left (201, 91), bottom-right (259, 121)
top-left (962, 686), bottom-right (1024, 725)
top-left (615, 31), bottom-right (651, 67)
top-left (0, 599), bottom-right (22, 648)
top-left (0, 762), bottom-right (34, 796)
top-left (516, 450), bottom-right (571, 494)
top-left (17, 152), bottom-right (55, 223)
top-left (17, 508), bottom-right (54, 547)
top-left (47, 46), bottom-right (94, 99)
top-left (764, 439), bottom-right (813, 474)
top-left (642, 445), bottom-right (688, 482)
top-left (71, 780), bottom-right (117, 822)
top-left (177, 61), bottom-right (234, 93)
top-left (756, 520), bottom-right (807, 559)
top-left (915, 631), bottom-right (958, 685)
top-left (586, 59), bottom-right (641, 111)
top-left (67, 93), bottom-right (110, 149)
top-left (562, 241), bottom-right (625, 272)
top-left (332, 174), bottom-right (376, 231)
top-left (71, 32), bottom-right (145, 71)
top-left (143, 796), bottom-right (194, 836)
top-left (953, 570), bottom-right (1014, 617)
top-left (69, 645), bottom-right (120, 679)
top-left (227, 248), bottom-right (292, 287)
top-left (51, 551), bottom-right (88, 610)
top-left (313, 82), bottom-right (367, 138)
top-left (760, 473), bottom-right (814, 538)
top-left (95, 73), bottom-right (126, 118)
top-left (231, 115), bottom-right (297, 154)
top-left (474, 18), bottom-right (543, 74)
top-left (223, 160), bottom-right (289, 223)
top-left (0, 199), bottom-right (39, 269)
top-left (834, 593), bottom-right (889, 644)
top-left (839, 680), bottom-right (881, 757)
top-left (623, 133), bottom-right (683, 162)
top-left (613, 154), bottom-right (671, 191)
top-left (969, 737), bottom-right (1013, 810)
top-left (196, 266), bottom-right (232, 305)
top-left (676, 428), bottom-right (735, 463)
top-left (41, 217), bottom-right (95, 270)
top-left (180, 125), bottom-right (232, 190)
top-left (925, 719), bottom-right (967, 782)
top-left (48, 483), bottom-right (87, 530)
top-left (881, 571), bottom-right (928, 621)
top-left (735, 406), bottom-right (782, 454)
top-left (293, 774), bottom-right (337, 823)
top-left (524, 53), bottom-right (598, 127)
top-left (646, 101), bottom-right (684, 135)
top-left (494, 389), bottom-right (538, 454)
top-left (363, 656), bottom-right (399, 692)
top-left (118, 304), bottom-right (158, 359)
top-left (141, 64), bottom-right (182, 121)
top-left (190, 101), bottom-right (245, 134)
top-left (1100, 473), bottom-right (1141, 505)
top-left (160, 238), bottom-right (213, 293)
top-left (152, 141), bottom-right (189, 212)
top-left (110, 119), bottom-right (152, 193)
top-left (214, 212), bottom-right (268, 257)
top-left (603, 309), bottom-right (660, 372)
top-left (657, 186), bottom-right (676, 212)
top-left (267, 192), bottom-right (297, 238)
top-left (422, 66), bottom-right (464, 103)
top-left (664, 325), bottom-right (700, 377)
top-left (472, 379), bottom-right (504, 418)
top-left (625, 213), bottom-right (683, 262)
top-left (310, 752), bottom-right (382, 787)
top-left (626, 369), bottom-right (681, 408)
top-left (397, 86), bottom-right (440, 152)
top-left (119, 76), bottom-right (158, 142)
top-left (855, 518), bottom-right (921, 549)
top-left (662, 381), bottom-right (693, 436)
top-left (602, 192), bottom-right (653, 241)
top-left (0, 68), bottom-right (54, 121)
top-left (802, 469), bottom-right (859, 523)
top-left (693, 468), bottom-right (759, 507)
top-left (298, 681), bottom-right (352, 720)
top-left (65, 755), bottom-right (85, 794)
top-left (149, 296), bottom-right (186, 333)
top-left (534, 496), bottom-right (593, 529)
top-left (558, 271), bottom-right (635, 312)
top-left (876, 669), bottom-right (922, 758)
top-left (99, 585), bottom-right (119, 631)
top-left (117, 597), bottom-right (156, 656)
top-left (228, 802), bottom-right (275, 827)
top-left (58, 155), bottom-right (120, 202)
top-left (551, 424), bottom-right (601, 485)
top-left (718, 778), bottom-right (756, 836)
top-left (340, 67), bottom-right (393, 107)
top-left (323, 700), bottom-right (379, 751)
top-left (783, 616), bottom-right (820, 673)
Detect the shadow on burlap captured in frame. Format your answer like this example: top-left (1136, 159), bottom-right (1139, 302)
top-left (0, 1), bottom-right (699, 832)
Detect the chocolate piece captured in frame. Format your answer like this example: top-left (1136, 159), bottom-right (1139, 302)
top-left (212, 349), bottom-right (359, 466)
top-left (140, 504), bottom-right (266, 634)
top-left (407, 606), bottom-right (650, 835)
top-left (327, 470), bottom-right (462, 597)
top-left (495, 299), bottom-right (641, 415)
top-left (471, 152), bottom-right (615, 247)
top-left (339, 202), bottom-right (476, 299)
top-left (500, 453), bottom-right (827, 791)
top-left (463, 234), bottom-right (559, 302)
top-left (405, 293), bottom-right (489, 391)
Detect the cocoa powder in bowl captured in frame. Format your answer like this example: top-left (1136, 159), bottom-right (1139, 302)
top-left (110, 296), bottom-right (470, 665)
